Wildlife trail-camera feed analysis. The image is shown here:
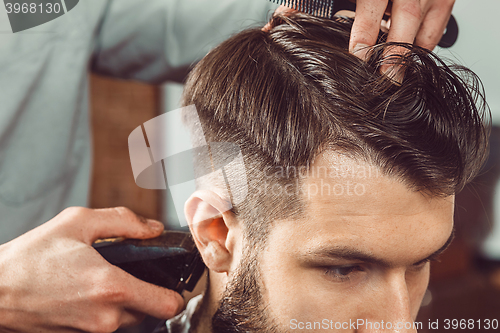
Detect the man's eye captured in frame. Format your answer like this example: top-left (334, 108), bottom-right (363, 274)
top-left (408, 258), bottom-right (435, 274)
top-left (324, 265), bottom-right (364, 282)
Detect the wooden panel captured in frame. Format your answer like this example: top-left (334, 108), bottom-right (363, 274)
top-left (89, 74), bottom-right (160, 220)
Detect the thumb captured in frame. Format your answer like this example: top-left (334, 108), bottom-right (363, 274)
top-left (263, 5), bottom-right (298, 32)
top-left (63, 207), bottom-right (165, 244)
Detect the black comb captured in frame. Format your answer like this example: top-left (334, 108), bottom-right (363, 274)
top-left (268, 0), bottom-right (458, 48)
top-left (270, 0), bottom-right (355, 19)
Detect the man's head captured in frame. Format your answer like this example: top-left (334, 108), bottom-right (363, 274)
top-left (181, 14), bottom-right (489, 332)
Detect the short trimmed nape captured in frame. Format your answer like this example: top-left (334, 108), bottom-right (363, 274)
top-left (182, 13), bottom-right (490, 243)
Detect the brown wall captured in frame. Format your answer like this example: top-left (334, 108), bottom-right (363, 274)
top-left (89, 74), bottom-right (161, 220)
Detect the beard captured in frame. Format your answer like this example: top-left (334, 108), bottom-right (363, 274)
top-left (210, 249), bottom-right (283, 333)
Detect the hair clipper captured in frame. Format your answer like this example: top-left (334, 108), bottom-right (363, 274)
top-left (93, 231), bottom-right (206, 294)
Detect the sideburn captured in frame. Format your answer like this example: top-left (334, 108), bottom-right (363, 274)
top-left (211, 249), bottom-right (280, 333)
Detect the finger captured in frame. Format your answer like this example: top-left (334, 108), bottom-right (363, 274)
top-left (386, 0), bottom-right (423, 45)
top-left (349, 0), bottom-right (389, 60)
top-left (62, 207), bottom-right (165, 244)
top-left (414, 0), bottom-right (454, 50)
top-left (275, 4), bottom-right (298, 14)
top-left (92, 207), bottom-right (165, 242)
top-left (263, 5), bottom-right (298, 32)
top-left (123, 275), bottom-right (185, 319)
top-left (119, 310), bottom-right (146, 328)
top-left (381, 0), bottom-right (425, 79)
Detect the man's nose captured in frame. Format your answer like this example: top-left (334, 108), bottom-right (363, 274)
top-left (359, 273), bottom-right (418, 333)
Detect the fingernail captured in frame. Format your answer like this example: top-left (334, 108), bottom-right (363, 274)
top-left (352, 43), bottom-right (369, 60)
top-left (147, 220), bottom-right (164, 231)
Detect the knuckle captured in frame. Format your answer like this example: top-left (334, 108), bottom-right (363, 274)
top-left (57, 206), bottom-right (90, 227)
top-left (394, 0), bottom-right (422, 21)
top-left (62, 206), bottom-right (89, 218)
top-left (113, 206), bottom-right (133, 216)
top-left (402, 1), bottom-right (423, 21)
top-left (163, 301), bottom-right (180, 318)
top-left (351, 22), bottom-right (379, 45)
top-left (162, 291), bottom-right (184, 317)
top-left (90, 312), bottom-right (121, 333)
top-left (112, 206), bottom-right (137, 221)
top-left (90, 269), bottom-right (129, 304)
top-left (97, 282), bottom-right (127, 304)
top-left (112, 206), bottom-right (149, 228)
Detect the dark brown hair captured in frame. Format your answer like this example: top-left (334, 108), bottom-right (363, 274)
top-left (182, 13), bottom-right (490, 241)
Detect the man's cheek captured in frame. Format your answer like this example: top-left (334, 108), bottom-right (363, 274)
top-left (260, 263), bottom-right (343, 328)
top-left (408, 264), bottom-right (431, 319)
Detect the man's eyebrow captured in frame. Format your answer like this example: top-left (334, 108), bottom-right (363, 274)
top-left (414, 227), bottom-right (455, 265)
top-left (302, 229), bottom-right (456, 268)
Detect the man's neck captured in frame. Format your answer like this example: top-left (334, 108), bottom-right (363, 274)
top-left (191, 276), bottom-right (220, 333)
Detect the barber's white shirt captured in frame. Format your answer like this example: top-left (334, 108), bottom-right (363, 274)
top-left (0, 0), bottom-right (276, 243)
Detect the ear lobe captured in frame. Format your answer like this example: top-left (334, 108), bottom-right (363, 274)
top-left (184, 190), bottom-right (237, 273)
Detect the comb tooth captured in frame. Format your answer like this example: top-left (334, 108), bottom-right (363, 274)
top-left (269, 0), bottom-right (336, 17)
top-left (306, 0), bottom-right (311, 14)
top-left (328, 0), bottom-right (334, 18)
top-left (312, 0), bottom-right (318, 16)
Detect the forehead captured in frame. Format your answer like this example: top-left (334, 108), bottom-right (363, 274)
top-left (303, 151), bottom-right (451, 214)
top-left (274, 151), bottom-right (454, 264)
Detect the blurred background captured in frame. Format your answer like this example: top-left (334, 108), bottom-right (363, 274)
top-left (89, 2), bottom-right (500, 332)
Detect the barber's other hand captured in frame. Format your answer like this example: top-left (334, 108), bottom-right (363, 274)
top-left (0, 207), bottom-right (184, 333)
top-left (350, 0), bottom-right (455, 59)
top-left (267, 0), bottom-right (455, 60)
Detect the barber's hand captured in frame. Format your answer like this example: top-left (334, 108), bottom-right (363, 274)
top-left (268, 0), bottom-right (455, 60)
top-left (0, 207), bottom-right (184, 333)
top-left (350, 0), bottom-right (455, 60)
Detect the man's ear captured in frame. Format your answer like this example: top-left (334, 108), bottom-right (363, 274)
top-left (184, 190), bottom-right (240, 273)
